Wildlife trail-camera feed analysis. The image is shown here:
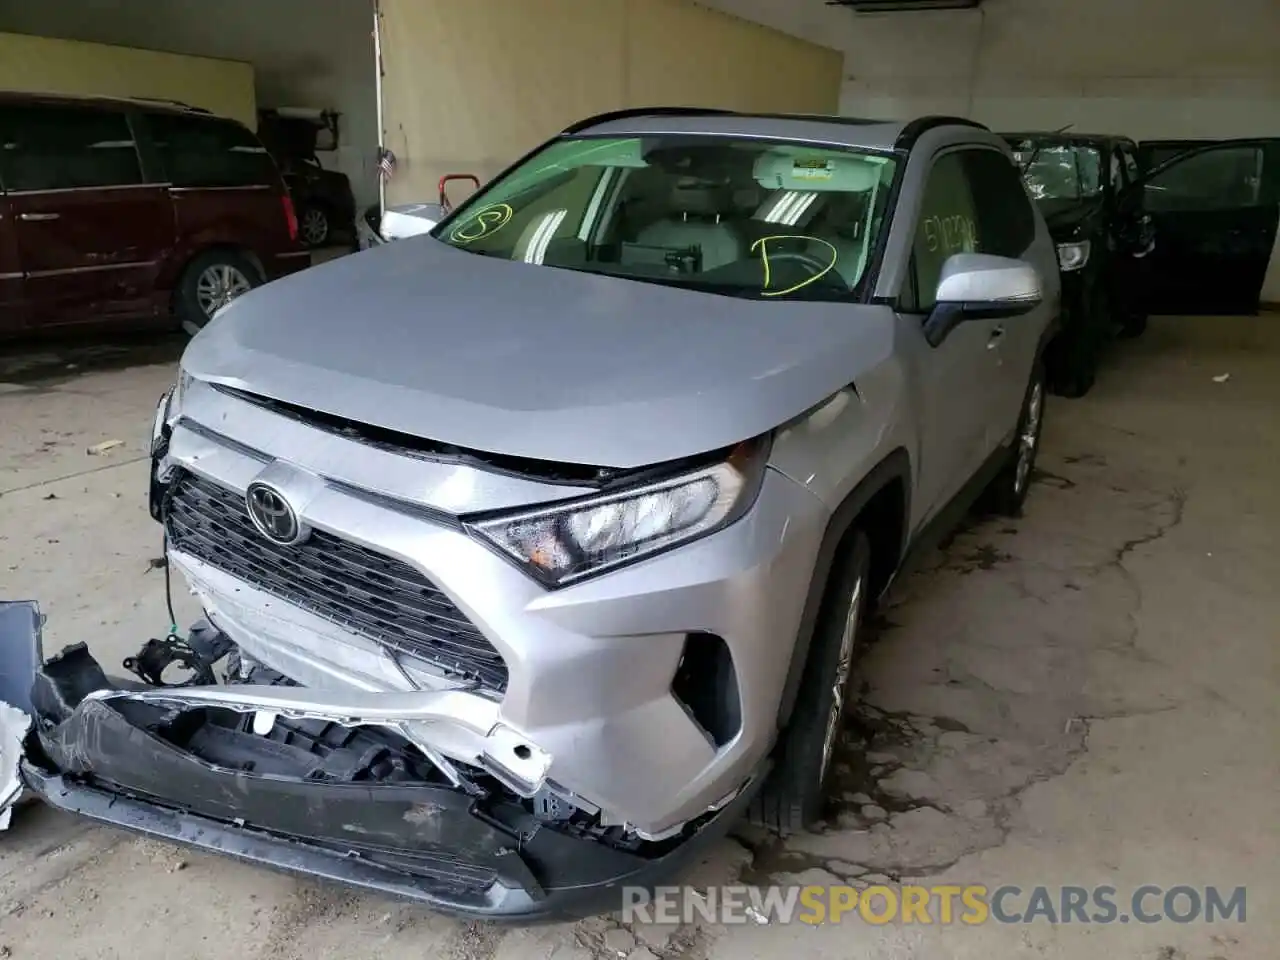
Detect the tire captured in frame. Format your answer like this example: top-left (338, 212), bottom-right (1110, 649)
top-left (299, 205), bottom-right (332, 248)
top-left (1117, 309), bottom-right (1148, 339)
top-left (750, 530), bottom-right (872, 835)
top-left (981, 363), bottom-right (1047, 518)
top-left (1052, 286), bottom-right (1106, 398)
top-left (175, 250), bottom-right (261, 336)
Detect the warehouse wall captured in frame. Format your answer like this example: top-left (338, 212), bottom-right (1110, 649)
top-left (701, 0), bottom-right (1280, 139)
top-left (0, 32), bottom-right (256, 127)
top-left (378, 0), bottom-right (843, 205)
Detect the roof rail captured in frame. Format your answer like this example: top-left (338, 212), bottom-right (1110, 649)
top-left (737, 112), bottom-right (889, 127)
top-left (129, 96), bottom-right (212, 114)
top-left (562, 106), bottom-right (737, 134)
top-left (895, 115), bottom-right (988, 149)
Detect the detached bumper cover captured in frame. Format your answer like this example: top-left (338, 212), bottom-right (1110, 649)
top-left (3, 624), bottom-right (758, 921)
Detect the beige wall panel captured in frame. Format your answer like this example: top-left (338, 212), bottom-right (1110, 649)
top-left (379, 0), bottom-right (843, 204)
top-left (625, 0), bottom-right (842, 114)
top-left (0, 32), bottom-right (255, 126)
top-left (380, 0), bottom-right (628, 204)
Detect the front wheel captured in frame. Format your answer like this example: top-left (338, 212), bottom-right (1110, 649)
top-left (982, 364), bottom-right (1046, 517)
top-left (750, 530), bottom-right (872, 835)
top-left (1117, 309), bottom-right (1148, 339)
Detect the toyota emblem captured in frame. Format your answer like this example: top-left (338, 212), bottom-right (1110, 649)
top-left (246, 482), bottom-right (305, 545)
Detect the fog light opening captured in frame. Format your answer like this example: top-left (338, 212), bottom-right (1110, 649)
top-left (671, 632), bottom-right (740, 749)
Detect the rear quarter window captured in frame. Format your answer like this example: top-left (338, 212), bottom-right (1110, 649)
top-left (145, 112), bottom-right (279, 188)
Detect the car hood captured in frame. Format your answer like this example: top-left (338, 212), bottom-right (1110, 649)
top-left (183, 238), bottom-right (894, 469)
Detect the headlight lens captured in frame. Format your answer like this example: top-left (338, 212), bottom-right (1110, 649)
top-left (1056, 240), bottom-right (1091, 273)
top-left (466, 440), bottom-right (769, 586)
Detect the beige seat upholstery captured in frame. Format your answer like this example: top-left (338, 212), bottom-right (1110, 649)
top-left (635, 183), bottom-right (745, 271)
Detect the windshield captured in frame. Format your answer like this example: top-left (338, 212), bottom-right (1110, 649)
top-left (1010, 142), bottom-right (1102, 202)
top-left (431, 135), bottom-right (898, 301)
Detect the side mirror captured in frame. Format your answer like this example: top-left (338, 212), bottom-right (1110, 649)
top-left (924, 254), bottom-right (1043, 348)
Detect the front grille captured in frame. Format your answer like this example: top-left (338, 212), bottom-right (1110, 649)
top-left (164, 471), bottom-right (508, 692)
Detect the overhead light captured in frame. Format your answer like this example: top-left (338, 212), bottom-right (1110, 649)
top-left (827, 0), bottom-right (982, 11)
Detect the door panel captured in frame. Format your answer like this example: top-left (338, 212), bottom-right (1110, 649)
top-left (1141, 142), bottom-right (1278, 315)
top-left (0, 194), bottom-right (26, 335)
top-left (914, 313), bottom-right (1005, 520)
top-left (0, 103), bottom-right (174, 328)
top-left (907, 150), bottom-right (1004, 520)
top-left (10, 186), bottom-right (173, 326)
top-left (959, 148), bottom-right (1047, 441)
top-left (1109, 142), bottom-right (1151, 319)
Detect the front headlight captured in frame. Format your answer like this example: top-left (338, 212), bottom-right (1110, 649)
top-left (465, 439), bottom-right (770, 587)
top-left (1056, 240), bottom-right (1091, 273)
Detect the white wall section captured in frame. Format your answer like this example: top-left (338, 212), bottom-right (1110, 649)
top-left (702, 0), bottom-right (1280, 139)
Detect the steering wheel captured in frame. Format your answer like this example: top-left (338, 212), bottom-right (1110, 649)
top-left (763, 250), bottom-right (834, 277)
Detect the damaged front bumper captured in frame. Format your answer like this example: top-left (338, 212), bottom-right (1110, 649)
top-left (0, 603), bottom-right (760, 920)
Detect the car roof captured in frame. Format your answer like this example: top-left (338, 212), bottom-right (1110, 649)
top-left (0, 89), bottom-right (218, 118)
top-left (564, 107), bottom-right (990, 154)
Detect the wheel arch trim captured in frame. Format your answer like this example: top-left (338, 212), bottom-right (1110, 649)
top-left (774, 447), bottom-right (912, 730)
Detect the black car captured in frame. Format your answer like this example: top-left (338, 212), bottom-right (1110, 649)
top-left (279, 156), bottom-right (356, 248)
top-left (1003, 132), bottom-right (1153, 397)
top-left (258, 110), bottom-right (356, 249)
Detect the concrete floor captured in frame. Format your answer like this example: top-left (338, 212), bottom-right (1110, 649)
top-left (0, 318), bottom-right (1276, 960)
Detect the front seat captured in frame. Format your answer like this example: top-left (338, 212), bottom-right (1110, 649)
top-left (635, 182), bottom-right (745, 271)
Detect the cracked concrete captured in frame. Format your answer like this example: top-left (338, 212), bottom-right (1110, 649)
top-left (1, 316), bottom-right (1277, 959)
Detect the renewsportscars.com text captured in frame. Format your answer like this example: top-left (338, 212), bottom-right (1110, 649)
top-left (622, 884), bottom-right (1247, 926)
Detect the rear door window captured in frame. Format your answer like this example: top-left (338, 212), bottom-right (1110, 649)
top-left (0, 104), bottom-right (141, 191)
top-left (146, 113), bottom-right (278, 188)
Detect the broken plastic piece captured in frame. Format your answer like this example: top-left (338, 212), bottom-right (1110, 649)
top-left (0, 601), bottom-right (41, 829)
top-left (123, 632), bottom-right (226, 687)
top-left (0, 702), bottom-right (30, 829)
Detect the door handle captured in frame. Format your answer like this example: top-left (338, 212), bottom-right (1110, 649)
top-left (19, 212), bottom-right (60, 222)
top-left (987, 325), bottom-right (1006, 350)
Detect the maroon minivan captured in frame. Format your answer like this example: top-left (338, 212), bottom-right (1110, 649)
top-left (0, 92), bottom-right (310, 340)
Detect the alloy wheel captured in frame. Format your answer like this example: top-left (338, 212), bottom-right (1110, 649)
top-left (819, 574), bottom-right (864, 785)
top-left (300, 208), bottom-right (329, 246)
top-left (195, 264), bottom-right (253, 318)
top-left (1014, 380), bottom-right (1044, 495)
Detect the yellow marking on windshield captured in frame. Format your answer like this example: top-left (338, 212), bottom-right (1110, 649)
top-left (751, 236), bottom-right (839, 297)
top-left (450, 203), bottom-right (514, 243)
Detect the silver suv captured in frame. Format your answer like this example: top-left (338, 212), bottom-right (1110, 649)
top-left (9, 110), bottom-right (1057, 919)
